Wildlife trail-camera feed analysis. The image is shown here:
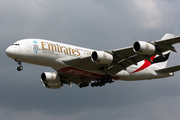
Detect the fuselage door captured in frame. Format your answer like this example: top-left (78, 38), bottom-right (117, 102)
top-left (26, 44), bottom-right (32, 52)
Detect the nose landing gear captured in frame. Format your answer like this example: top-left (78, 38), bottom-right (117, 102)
top-left (17, 66), bottom-right (23, 71)
top-left (15, 59), bottom-right (23, 71)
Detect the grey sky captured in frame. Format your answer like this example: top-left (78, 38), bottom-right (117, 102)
top-left (1, 0), bottom-right (180, 120)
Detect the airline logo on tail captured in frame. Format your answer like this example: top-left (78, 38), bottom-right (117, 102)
top-left (132, 52), bottom-right (170, 73)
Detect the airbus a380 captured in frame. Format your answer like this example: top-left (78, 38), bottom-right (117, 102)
top-left (5, 33), bottom-right (180, 89)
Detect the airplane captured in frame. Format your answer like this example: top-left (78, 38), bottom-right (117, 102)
top-left (5, 33), bottom-right (180, 89)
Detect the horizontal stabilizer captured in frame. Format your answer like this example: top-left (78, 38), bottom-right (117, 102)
top-left (155, 65), bottom-right (180, 73)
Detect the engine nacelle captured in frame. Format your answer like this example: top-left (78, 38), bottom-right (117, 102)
top-left (43, 83), bottom-right (62, 89)
top-left (41, 72), bottom-right (61, 84)
top-left (91, 51), bottom-right (113, 64)
top-left (133, 41), bottom-right (156, 55)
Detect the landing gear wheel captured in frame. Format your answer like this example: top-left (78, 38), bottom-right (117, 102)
top-left (91, 83), bottom-right (95, 87)
top-left (79, 82), bottom-right (89, 88)
top-left (79, 84), bottom-right (83, 88)
top-left (17, 66), bottom-right (23, 71)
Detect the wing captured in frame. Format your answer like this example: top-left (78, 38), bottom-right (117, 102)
top-left (108, 34), bottom-right (180, 75)
top-left (57, 70), bottom-right (92, 86)
top-left (61, 56), bottom-right (105, 70)
top-left (61, 33), bottom-right (180, 77)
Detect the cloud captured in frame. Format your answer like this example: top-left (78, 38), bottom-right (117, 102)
top-left (1, 0), bottom-right (180, 120)
top-left (133, 0), bottom-right (163, 29)
top-left (1, 93), bottom-right (180, 120)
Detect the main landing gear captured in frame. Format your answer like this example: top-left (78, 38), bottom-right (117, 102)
top-left (79, 82), bottom-right (89, 88)
top-left (79, 74), bottom-right (115, 88)
top-left (15, 59), bottom-right (23, 71)
top-left (91, 74), bottom-right (115, 87)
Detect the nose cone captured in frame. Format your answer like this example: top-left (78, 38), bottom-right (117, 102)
top-left (6, 46), bottom-right (16, 59)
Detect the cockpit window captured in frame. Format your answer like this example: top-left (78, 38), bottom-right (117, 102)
top-left (13, 43), bottom-right (20, 46)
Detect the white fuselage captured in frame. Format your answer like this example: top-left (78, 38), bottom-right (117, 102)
top-left (6, 39), bottom-right (173, 81)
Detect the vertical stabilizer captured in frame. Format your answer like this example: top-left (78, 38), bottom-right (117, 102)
top-left (152, 50), bottom-right (170, 68)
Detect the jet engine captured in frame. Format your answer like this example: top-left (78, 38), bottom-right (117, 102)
top-left (91, 51), bottom-right (113, 64)
top-left (41, 72), bottom-right (62, 89)
top-left (43, 83), bottom-right (62, 89)
top-left (133, 41), bottom-right (156, 55)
